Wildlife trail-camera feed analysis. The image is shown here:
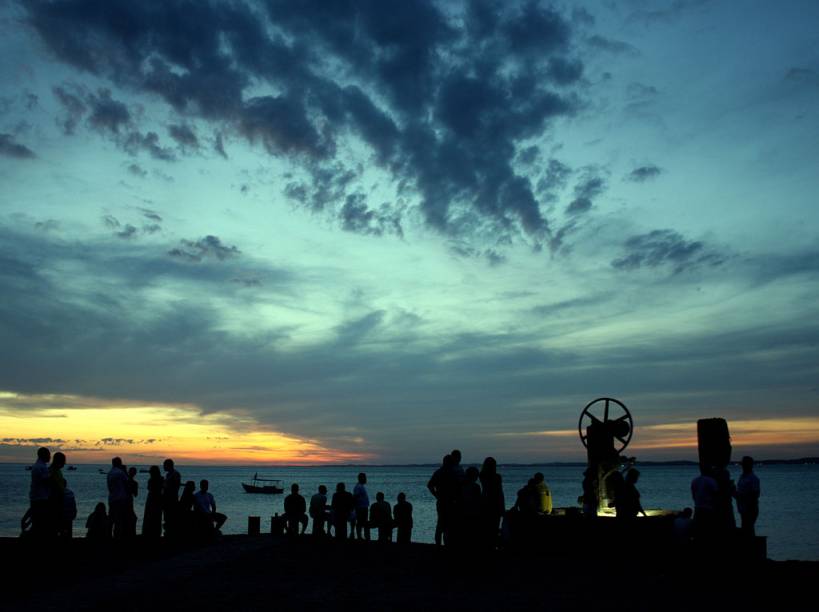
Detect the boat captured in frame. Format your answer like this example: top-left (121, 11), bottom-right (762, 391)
top-left (67, 466), bottom-right (77, 471)
top-left (241, 473), bottom-right (284, 494)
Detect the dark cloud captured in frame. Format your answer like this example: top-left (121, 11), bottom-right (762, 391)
top-left (340, 193), bottom-right (403, 237)
top-left (127, 163), bottom-right (147, 178)
top-left (214, 132), bottom-right (228, 159)
top-left (140, 208), bottom-right (162, 223)
top-left (34, 219), bottom-right (60, 232)
top-left (116, 224), bottom-right (138, 240)
top-left (627, 165), bottom-right (663, 182)
top-left (167, 123), bottom-right (200, 149)
top-left (612, 229), bottom-right (725, 274)
top-left (123, 131), bottom-right (175, 161)
top-left (24, 0), bottom-right (587, 249)
top-left (586, 35), bottom-right (639, 56)
top-left (86, 88), bottom-right (130, 134)
top-left (0, 133), bottom-right (36, 159)
top-left (52, 84), bottom-right (87, 134)
top-left (566, 172), bottom-right (606, 216)
top-left (627, 0), bottom-right (711, 25)
top-left (168, 235), bottom-right (240, 262)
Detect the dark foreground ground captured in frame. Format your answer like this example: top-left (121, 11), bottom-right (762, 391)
top-left (3, 535), bottom-right (817, 612)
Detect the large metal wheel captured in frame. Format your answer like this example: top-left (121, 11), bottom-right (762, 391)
top-left (578, 397), bottom-right (633, 453)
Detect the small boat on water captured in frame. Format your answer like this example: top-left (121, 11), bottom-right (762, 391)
top-left (241, 473), bottom-right (284, 494)
top-left (67, 466), bottom-right (77, 471)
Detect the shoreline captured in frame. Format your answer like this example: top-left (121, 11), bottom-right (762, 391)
top-left (4, 534), bottom-right (817, 611)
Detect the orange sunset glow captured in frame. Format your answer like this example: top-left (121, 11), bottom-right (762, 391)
top-left (0, 391), bottom-right (370, 464)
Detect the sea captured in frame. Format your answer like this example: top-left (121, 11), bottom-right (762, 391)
top-left (1, 463), bottom-right (816, 561)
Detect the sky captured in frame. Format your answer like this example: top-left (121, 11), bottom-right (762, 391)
top-left (1, 0), bottom-right (818, 465)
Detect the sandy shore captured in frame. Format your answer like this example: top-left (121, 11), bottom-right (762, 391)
top-left (4, 535), bottom-right (817, 611)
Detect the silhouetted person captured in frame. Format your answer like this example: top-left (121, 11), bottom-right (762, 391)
top-left (29, 447), bottom-right (52, 537)
top-left (394, 492), bottom-right (413, 544)
top-left (606, 471), bottom-right (625, 512)
top-left (86, 503), bottom-right (111, 541)
top-left (458, 466), bottom-right (481, 547)
top-left (194, 479), bottom-right (227, 535)
top-left (310, 485), bottom-right (329, 536)
top-left (691, 466), bottom-right (719, 539)
top-left (714, 466), bottom-right (736, 530)
top-left (331, 482), bottom-right (354, 540)
top-left (479, 457), bottom-right (505, 549)
top-left (673, 507), bottom-right (694, 545)
top-left (353, 472), bottom-right (371, 540)
top-left (162, 458), bottom-right (181, 537)
top-left (284, 483), bottom-right (308, 535)
top-left (428, 454), bottom-right (458, 545)
top-left (581, 469), bottom-right (598, 517)
top-left (370, 492), bottom-right (393, 542)
top-left (616, 468), bottom-right (645, 520)
top-left (126, 466), bottom-right (138, 537)
top-left (61, 481), bottom-right (77, 538)
top-left (48, 452), bottom-right (67, 537)
top-left (735, 456), bottom-right (761, 536)
top-left (107, 457), bottom-right (130, 539)
top-left (178, 480), bottom-right (196, 537)
top-left (451, 449), bottom-right (465, 482)
top-left (142, 465), bottom-right (163, 538)
top-left (533, 472), bottom-right (552, 514)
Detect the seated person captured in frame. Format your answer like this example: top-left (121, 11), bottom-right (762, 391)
top-left (86, 502), bottom-right (111, 540)
top-left (193, 479), bottom-right (227, 534)
top-left (284, 483), bottom-right (308, 535)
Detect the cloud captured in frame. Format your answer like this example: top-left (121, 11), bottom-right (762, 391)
top-left (612, 229), bottom-right (725, 273)
top-left (627, 165), bottom-right (663, 182)
top-left (168, 235), bottom-right (241, 262)
top-left (0, 133), bottom-right (36, 159)
top-left (566, 172), bottom-right (606, 216)
top-left (586, 35), bottom-right (639, 56)
top-left (127, 163), bottom-right (147, 178)
top-left (168, 123), bottom-right (200, 149)
top-left (52, 84), bottom-right (86, 134)
top-left (24, 0), bottom-right (588, 249)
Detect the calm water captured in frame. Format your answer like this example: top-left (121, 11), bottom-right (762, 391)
top-left (1, 463), bottom-right (816, 560)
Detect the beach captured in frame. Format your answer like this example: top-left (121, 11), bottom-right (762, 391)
top-left (4, 534), bottom-right (817, 611)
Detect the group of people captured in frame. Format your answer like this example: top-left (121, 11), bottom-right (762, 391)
top-left (26, 448), bottom-right (228, 542)
top-left (688, 455), bottom-right (761, 538)
top-left (25, 447), bottom-right (76, 538)
top-left (282, 474), bottom-right (414, 544)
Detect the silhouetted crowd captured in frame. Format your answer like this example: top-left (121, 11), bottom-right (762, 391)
top-left (24, 447), bottom-right (227, 542)
top-left (281, 474), bottom-right (415, 544)
top-left (23, 446), bottom-right (761, 551)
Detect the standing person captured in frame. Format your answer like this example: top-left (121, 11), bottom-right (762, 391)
top-left (427, 454), bottom-right (457, 545)
top-left (581, 469), bottom-right (599, 518)
top-left (331, 483), bottom-right (354, 540)
top-left (48, 452), bottom-right (67, 537)
top-left (60, 481), bottom-right (77, 539)
top-left (393, 492), bottom-right (413, 544)
top-left (479, 457), bottom-right (505, 548)
top-left (714, 467), bottom-right (736, 530)
top-left (352, 473), bottom-right (371, 540)
top-left (691, 466), bottom-right (719, 539)
top-left (107, 457), bottom-right (130, 539)
top-left (178, 481), bottom-right (196, 537)
top-left (735, 456), bottom-right (761, 536)
top-left (284, 483), bottom-right (308, 535)
top-left (29, 447), bottom-right (52, 537)
top-left (194, 479), bottom-right (227, 534)
top-left (459, 466), bottom-right (482, 547)
top-left (369, 492), bottom-right (393, 543)
top-left (450, 449), bottom-right (465, 482)
top-left (162, 458), bottom-right (181, 537)
top-left (126, 466), bottom-right (139, 537)
top-left (309, 485), bottom-right (329, 536)
top-left (615, 468), bottom-right (646, 520)
top-left (533, 472), bottom-right (553, 514)
top-left (142, 465), bottom-right (164, 538)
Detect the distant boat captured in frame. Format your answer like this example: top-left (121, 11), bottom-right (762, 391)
top-left (241, 473), bottom-right (284, 494)
top-left (98, 469), bottom-right (106, 474)
top-left (67, 466), bottom-right (77, 471)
